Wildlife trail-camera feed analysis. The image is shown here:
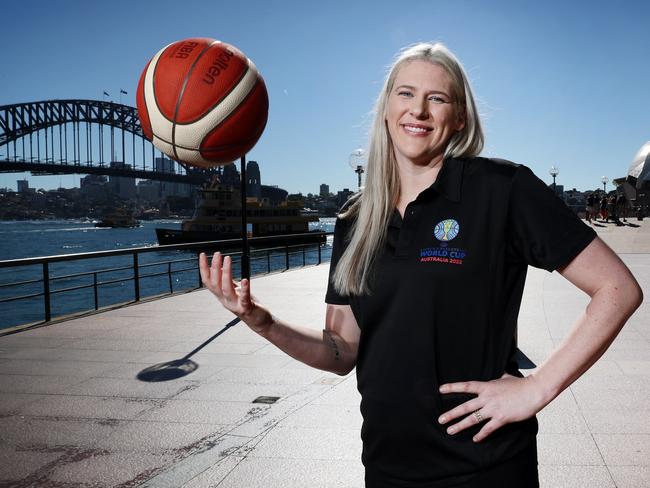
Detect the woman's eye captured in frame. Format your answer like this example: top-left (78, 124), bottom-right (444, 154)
top-left (429, 96), bottom-right (447, 104)
top-left (397, 91), bottom-right (413, 97)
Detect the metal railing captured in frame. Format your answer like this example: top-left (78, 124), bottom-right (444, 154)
top-left (0, 232), bottom-right (331, 331)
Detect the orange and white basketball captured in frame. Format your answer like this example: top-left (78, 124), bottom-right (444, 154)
top-left (136, 38), bottom-right (268, 167)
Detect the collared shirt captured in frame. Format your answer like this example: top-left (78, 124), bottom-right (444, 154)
top-left (325, 156), bottom-right (597, 487)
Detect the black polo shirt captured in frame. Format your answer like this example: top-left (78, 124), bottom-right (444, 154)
top-left (325, 156), bottom-right (597, 487)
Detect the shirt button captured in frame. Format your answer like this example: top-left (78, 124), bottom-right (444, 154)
top-left (409, 209), bottom-right (415, 216)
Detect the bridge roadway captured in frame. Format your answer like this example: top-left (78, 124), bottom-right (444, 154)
top-left (0, 159), bottom-right (212, 185)
top-left (0, 219), bottom-right (648, 487)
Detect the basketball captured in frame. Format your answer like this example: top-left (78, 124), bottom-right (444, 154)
top-left (136, 38), bottom-right (269, 167)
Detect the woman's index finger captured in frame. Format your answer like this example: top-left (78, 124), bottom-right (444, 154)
top-left (198, 252), bottom-right (209, 283)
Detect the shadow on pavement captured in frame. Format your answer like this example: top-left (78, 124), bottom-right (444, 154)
top-left (136, 316), bottom-right (241, 382)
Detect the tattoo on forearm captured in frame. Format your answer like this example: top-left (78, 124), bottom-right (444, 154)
top-left (323, 330), bottom-right (340, 361)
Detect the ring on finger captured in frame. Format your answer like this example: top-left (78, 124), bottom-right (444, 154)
top-left (473, 409), bottom-right (484, 423)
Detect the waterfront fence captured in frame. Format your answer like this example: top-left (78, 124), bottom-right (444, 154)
top-left (0, 232), bottom-right (330, 332)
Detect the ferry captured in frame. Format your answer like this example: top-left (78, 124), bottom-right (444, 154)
top-left (155, 180), bottom-right (325, 247)
top-left (95, 208), bottom-right (140, 228)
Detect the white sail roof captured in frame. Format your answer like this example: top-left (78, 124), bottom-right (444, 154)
top-left (628, 142), bottom-right (650, 186)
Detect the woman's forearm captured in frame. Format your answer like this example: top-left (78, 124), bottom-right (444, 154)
top-left (530, 279), bottom-right (643, 405)
top-left (251, 309), bottom-right (355, 376)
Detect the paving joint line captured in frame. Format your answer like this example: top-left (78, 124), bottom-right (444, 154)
top-left (135, 375), bottom-right (344, 487)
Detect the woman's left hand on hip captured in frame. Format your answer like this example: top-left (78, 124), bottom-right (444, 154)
top-left (437, 373), bottom-right (547, 443)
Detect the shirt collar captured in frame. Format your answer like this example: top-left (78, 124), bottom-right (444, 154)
top-left (423, 156), bottom-right (464, 203)
top-left (389, 157), bottom-right (464, 229)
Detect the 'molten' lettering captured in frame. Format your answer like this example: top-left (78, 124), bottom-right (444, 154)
top-left (203, 49), bottom-right (235, 84)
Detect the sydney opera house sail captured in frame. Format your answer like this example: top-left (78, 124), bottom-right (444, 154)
top-left (628, 141), bottom-right (650, 188)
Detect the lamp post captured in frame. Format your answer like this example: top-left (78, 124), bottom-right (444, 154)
top-left (349, 148), bottom-right (367, 191)
top-left (240, 155), bottom-right (250, 280)
top-left (601, 176), bottom-right (609, 194)
top-left (549, 165), bottom-right (559, 194)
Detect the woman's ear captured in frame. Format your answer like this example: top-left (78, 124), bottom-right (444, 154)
top-left (456, 111), bottom-right (466, 132)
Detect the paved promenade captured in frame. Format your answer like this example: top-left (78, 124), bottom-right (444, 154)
top-left (0, 219), bottom-right (648, 487)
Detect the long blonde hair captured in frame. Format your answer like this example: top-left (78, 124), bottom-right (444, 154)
top-left (331, 42), bottom-right (484, 297)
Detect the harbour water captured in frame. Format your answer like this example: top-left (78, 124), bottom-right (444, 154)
top-left (0, 218), bottom-right (336, 330)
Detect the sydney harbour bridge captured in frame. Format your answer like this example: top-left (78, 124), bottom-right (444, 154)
top-left (0, 99), bottom-right (218, 185)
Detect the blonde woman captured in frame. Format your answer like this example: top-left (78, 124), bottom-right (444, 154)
top-left (199, 43), bottom-right (643, 487)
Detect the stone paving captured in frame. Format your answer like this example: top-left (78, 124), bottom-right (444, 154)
top-left (0, 218), bottom-right (648, 487)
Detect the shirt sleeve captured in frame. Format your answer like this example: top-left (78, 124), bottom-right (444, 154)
top-left (507, 165), bottom-right (597, 272)
top-left (324, 215), bottom-right (352, 305)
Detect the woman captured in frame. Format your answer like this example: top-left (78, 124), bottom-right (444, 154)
top-left (199, 43), bottom-right (643, 487)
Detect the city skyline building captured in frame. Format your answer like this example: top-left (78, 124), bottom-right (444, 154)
top-left (153, 157), bottom-right (192, 200)
top-left (136, 180), bottom-right (160, 202)
top-left (220, 163), bottom-right (241, 186)
top-left (7, 151), bottom-right (639, 218)
top-left (108, 161), bottom-right (136, 200)
top-left (246, 160), bottom-right (261, 199)
top-left (80, 174), bottom-right (108, 203)
top-left (17, 180), bottom-right (30, 193)
top-left (336, 188), bottom-right (354, 208)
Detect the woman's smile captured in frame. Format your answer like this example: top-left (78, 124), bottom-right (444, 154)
top-left (401, 123), bottom-right (433, 136)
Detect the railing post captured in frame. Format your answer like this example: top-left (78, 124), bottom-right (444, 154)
top-left (93, 272), bottom-right (98, 310)
top-left (302, 246), bottom-right (306, 266)
top-left (267, 250), bottom-right (270, 273)
top-left (43, 262), bottom-right (51, 322)
top-left (168, 262), bottom-right (173, 293)
top-left (133, 253), bottom-right (140, 302)
top-left (285, 244), bottom-right (289, 270)
top-left (197, 253), bottom-right (202, 288)
top-left (318, 241), bottom-right (322, 265)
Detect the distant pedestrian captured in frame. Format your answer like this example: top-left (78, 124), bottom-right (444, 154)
top-left (585, 194), bottom-right (595, 224)
top-left (198, 42), bottom-right (643, 488)
top-left (617, 193), bottom-right (627, 222)
top-left (609, 194), bottom-right (619, 224)
top-left (600, 195), bottom-right (609, 222)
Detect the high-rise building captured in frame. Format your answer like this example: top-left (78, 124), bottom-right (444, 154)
top-left (320, 184), bottom-right (329, 197)
top-left (336, 188), bottom-right (354, 208)
top-left (221, 162), bottom-right (241, 186)
top-left (108, 162), bottom-right (136, 200)
top-left (154, 157), bottom-right (192, 199)
top-left (154, 157), bottom-right (175, 174)
top-left (80, 174), bottom-right (108, 202)
top-left (548, 183), bottom-right (565, 200)
top-left (17, 179), bottom-right (30, 193)
top-left (137, 180), bottom-right (160, 202)
top-left (246, 160), bottom-right (261, 198)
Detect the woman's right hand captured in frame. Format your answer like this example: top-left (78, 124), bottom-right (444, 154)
top-left (198, 251), bottom-right (273, 334)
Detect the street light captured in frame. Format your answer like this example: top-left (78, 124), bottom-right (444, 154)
top-left (549, 165), bottom-right (559, 194)
top-left (348, 148), bottom-right (367, 191)
top-left (601, 176), bottom-right (609, 194)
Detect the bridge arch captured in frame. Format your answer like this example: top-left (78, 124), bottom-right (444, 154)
top-left (0, 99), bottom-right (143, 145)
top-left (0, 99), bottom-right (216, 184)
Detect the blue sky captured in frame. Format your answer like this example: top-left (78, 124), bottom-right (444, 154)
top-left (1, 0), bottom-right (648, 194)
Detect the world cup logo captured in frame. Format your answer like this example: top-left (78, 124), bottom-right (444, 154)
top-left (434, 219), bottom-right (460, 241)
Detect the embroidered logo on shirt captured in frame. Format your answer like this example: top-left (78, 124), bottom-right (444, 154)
top-left (420, 218), bottom-right (467, 265)
top-left (433, 219), bottom-right (459, 241)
